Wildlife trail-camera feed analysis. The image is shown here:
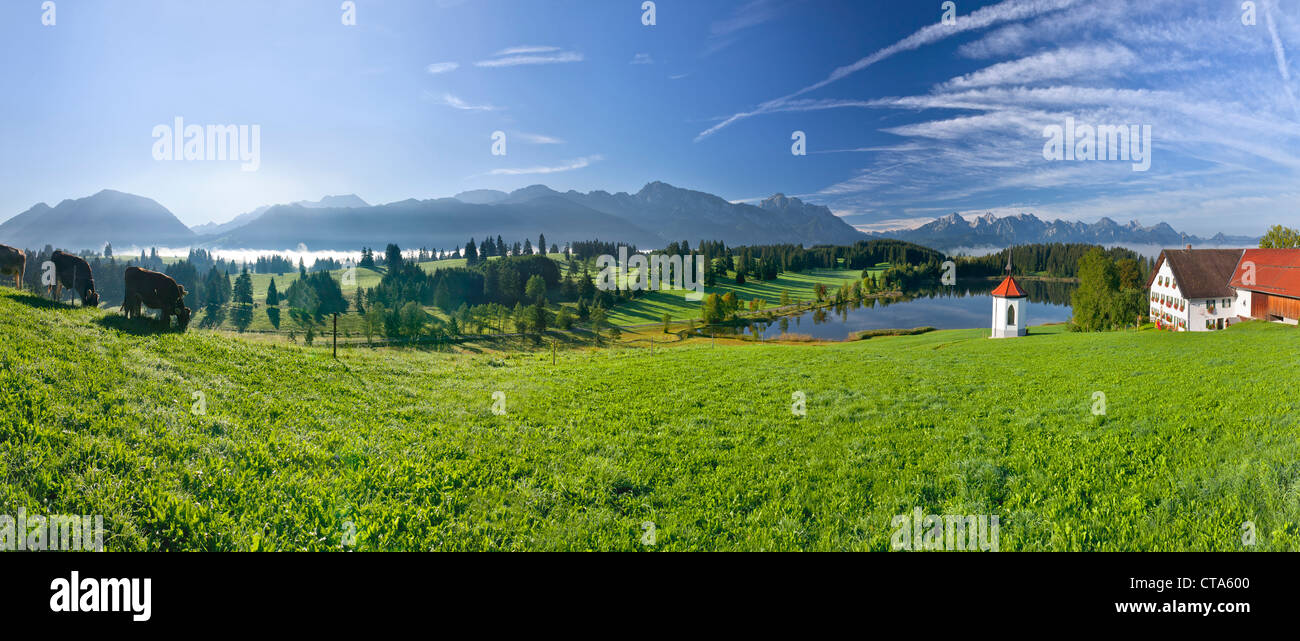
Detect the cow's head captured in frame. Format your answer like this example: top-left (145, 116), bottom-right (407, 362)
top-left (176, 305), bottom-right (192, 329)
top-left (83, 285), bottom-right (99, 307)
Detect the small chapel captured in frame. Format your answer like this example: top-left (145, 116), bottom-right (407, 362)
top-left (990, 259), bottom-right (1027, 338)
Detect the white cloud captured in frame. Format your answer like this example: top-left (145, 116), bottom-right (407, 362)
top-left (704, 0), bottom-right (789, 56)
top-left (485, 155), bottom-right (602, 176)
top-left (939, 45), bottom-right (1136, 90)
top-left (631, 53), bottom-right (654, 65)
top-left (431, 92), bottom-right (500, 112)
top-left (425, 62), bottom-right (459, 74)
top-left (695, 0), bottom-right (1083, 140)
top-left (476, 47), bottom-right (584, 67)
top-left (516, 132), bottom-right (565, 145)
top-left (494, 45), bottom-right (561, 56)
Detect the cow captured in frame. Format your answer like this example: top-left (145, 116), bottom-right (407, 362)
top-left (0, 244), bottom-right (24, 291)
top-left (122, 266), bottom-right (191, 329)
top-left (49, 250), bottom-right (100, 307)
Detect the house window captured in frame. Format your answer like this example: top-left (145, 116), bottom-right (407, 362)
top-left (1007, 304), bottom-right (1016, 326)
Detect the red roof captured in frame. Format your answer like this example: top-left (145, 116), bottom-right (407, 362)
top-left (991, 275), bottom-right (1027, 298)
top-left (1230, 249), bottom-right (1300, 299)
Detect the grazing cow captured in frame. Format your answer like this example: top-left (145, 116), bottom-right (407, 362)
top-left (122, 266), bottom-right (191, 329)
top-left (49, 250), bottom-right (100, 307)
top-left (0, 244), bottom-right (24, 291)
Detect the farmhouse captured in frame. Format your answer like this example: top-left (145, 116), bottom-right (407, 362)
top-left (1146, 247), bottom-right (1243, 332)
top-left (1228, 249), bottom-right (1300, 325)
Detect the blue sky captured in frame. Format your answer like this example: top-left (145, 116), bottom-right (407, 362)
top-left (2, 0), bottom-right (1298, 236)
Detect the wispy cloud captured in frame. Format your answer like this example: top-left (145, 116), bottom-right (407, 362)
top-left (430, 92), bottom-right (500, 112)
top-left (1263, 0), bottom-right (1299, 118)
top-left (695, 0), bottom-right (1082, 140)
top-left (494, 45), bottom-right (561, 56)
top-left (939, 45), bottom-right (1136, 90)
top-left (484, 155), bottom-right (602, 176)
top-left (476, 46), bottom-right (584, 68)
top-left (515, 132), bottom-right (565, 145)
top-left (724, 0), bottom-right (1300, 236)
top-left (425, 62), bottom-right (459, 74)
top-left (705, 0), bottom-right (789, 56)
top-left (630, 53), bottom-right (654, 65)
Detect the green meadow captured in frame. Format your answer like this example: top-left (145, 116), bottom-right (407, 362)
top-left (186, 255), bottom-right (874, 335)
top-left (3, 288), bottom-right (1298, 551)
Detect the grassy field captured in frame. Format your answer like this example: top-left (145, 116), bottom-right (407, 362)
top-left (186, 256), bottom-right (875, 335)
top-left (578, 266), bottom-right (872, 326)
top-left (188, 258), bottom-right (470, 333)
top-left (4, 287), bottom-right (1298, 551)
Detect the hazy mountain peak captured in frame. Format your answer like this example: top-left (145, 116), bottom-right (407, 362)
top-left (453, 189), bottom-right (509, 205)
top-left (508, 184), bottom-right (562, 200)
top-left (0, 189), bottom-right (193, 251)
top-left (308, 194), bottom-right (369, 209)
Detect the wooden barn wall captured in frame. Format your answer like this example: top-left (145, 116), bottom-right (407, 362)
top-left (1252, 292), bottom-right (1300, 320)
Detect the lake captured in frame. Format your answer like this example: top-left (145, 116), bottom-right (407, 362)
top-left (743, 280), bottom-right (1076, 340)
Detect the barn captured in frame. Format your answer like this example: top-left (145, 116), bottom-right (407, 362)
top-left (1229, 249), bottom-right (1300, 325)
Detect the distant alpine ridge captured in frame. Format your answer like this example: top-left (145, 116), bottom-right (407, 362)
top-left (190, 194), bottom-right (370, 236)
top-left (0, 182), bottom-right (865, 252)
top-left (0, 186), bottom-right (1257, 255)
top-left (872, 212), bottom-right (1259, 251)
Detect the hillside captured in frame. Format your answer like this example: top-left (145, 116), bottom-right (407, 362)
top-left (2, 288), bottom-right (1299, 551)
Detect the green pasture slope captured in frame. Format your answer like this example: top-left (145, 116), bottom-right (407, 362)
top-left (2, 288), bottom-right (1299, 551)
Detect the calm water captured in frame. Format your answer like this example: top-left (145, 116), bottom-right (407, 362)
top-left (744, 280), bottom-right (1076, 340)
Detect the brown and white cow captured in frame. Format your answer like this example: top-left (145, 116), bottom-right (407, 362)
top-left (50, 250), bottom-right (100, 307)
top-left (122, 266), bottom-right (191, 329)
top-left (0, 244), bottom-right (24, 291)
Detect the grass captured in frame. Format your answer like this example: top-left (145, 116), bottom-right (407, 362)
top-left (569, 267), bottom-right (872, 326)
top-left (4, 287), bottom-right (1299, 551)
top-left (187, 257), bottom-right (873, 336)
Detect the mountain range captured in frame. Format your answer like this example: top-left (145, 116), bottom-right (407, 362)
top-left (0, 190), bottom-right (196, 251)
top-left (0, 186), bottom-right (1260, 255)
top-left (0, 183), bottom-right (865, 252)
top-left (871, 212), bottom-right (1260, 251)
top-left (190, 194), bottom-right (370, 236)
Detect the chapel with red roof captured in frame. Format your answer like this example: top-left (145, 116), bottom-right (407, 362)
top-left (990, 258), bottom-right (1027, 338)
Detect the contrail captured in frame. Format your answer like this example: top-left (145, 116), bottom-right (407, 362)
top-left (694, 0), bottom-right (1082, 141)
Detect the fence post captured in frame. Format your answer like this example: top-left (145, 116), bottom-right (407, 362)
top-left (333, 313), bottom-right (338, 359)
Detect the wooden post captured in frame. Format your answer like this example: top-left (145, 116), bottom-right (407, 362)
top-left (552, 342), bottom-right (556, 366)
top-left (333, 313), bottom-right (338, 359)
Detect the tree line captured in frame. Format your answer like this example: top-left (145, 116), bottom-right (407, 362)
top-left (957, 243), bottom-right (1151, 279)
